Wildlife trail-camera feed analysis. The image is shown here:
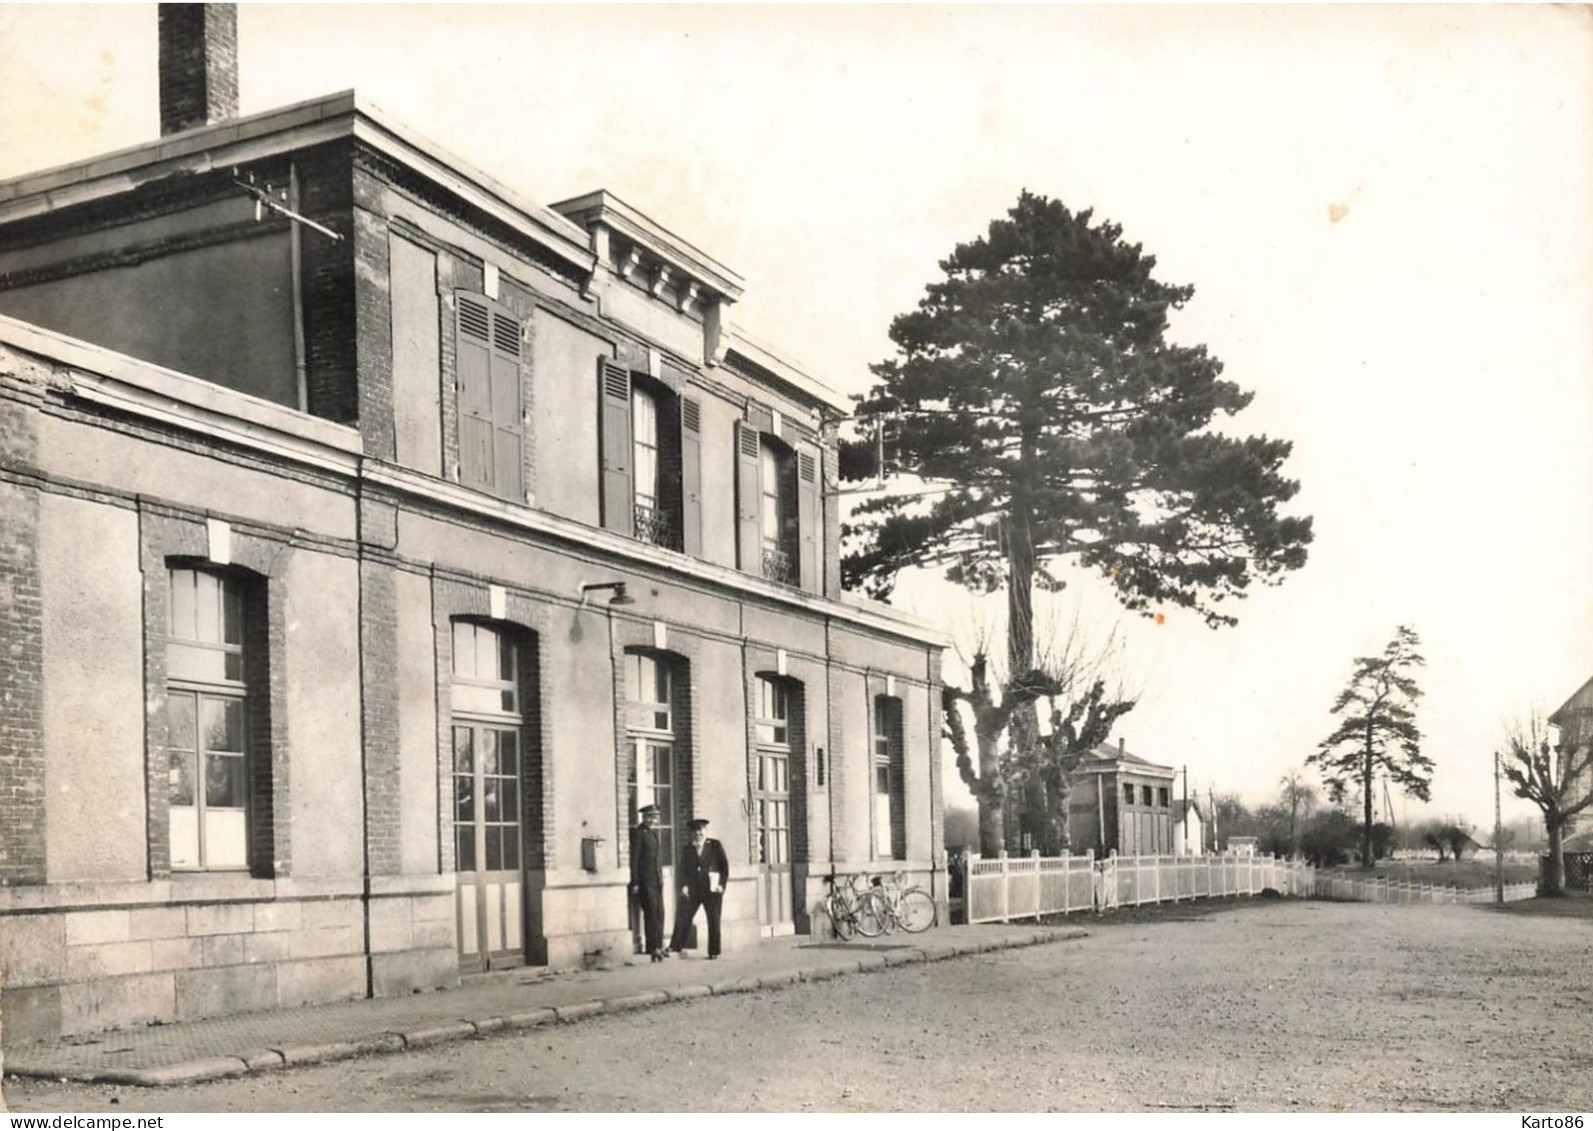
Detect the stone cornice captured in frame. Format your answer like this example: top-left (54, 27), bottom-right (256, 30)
top-left (550, 189), bottom-right (745, 303)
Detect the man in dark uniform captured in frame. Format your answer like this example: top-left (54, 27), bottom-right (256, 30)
top-left (629, 803), bottom-right (667, 961)
top-left (669, 817), bottom-right (730, 959)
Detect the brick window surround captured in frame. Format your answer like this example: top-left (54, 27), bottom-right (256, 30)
top-left (430, 579), bottom-right (550, 873)
top-left (139, 510), bottom-right (291, 880)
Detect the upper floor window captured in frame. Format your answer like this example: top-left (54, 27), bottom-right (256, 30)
top-left (455, 292), bottom-right (526, 503)
top-left (736, 422), bottom-right (820, 591)
top-left (1158, 786), bottom-right (1170, 808)
top-left (1142, 784), bottom-right (1154, 807)
top-left (166, 567), bottom-right (252, 871)
top-left (1123, 782), bottom-right (1136, 806)
top-left (599, 360), bottom-right (702, 554)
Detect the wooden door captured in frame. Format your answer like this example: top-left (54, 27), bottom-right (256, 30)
top-left (755, 748), bottom-right (792, 928)
top-left (453, 723), bottom-right (524, 971)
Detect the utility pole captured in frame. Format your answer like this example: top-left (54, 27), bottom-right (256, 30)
top-left (1494, 749), bottom-right (1505, 905)
top-left (1182, 765), bottom-right (1189, 855)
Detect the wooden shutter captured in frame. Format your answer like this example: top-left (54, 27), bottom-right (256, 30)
top-left (456, 295), bottom-right (495, 492)
top-left (598, 359), bottom-right (634, 535)
top-left (796, 445), bottom-right (819, 592)
top-left (735, 421), bottom-right (762, 573)
top-left (456, 293), bottom-right (524, 500)
top-left (680, 396), bottom-right (703, 557)
top-left (490, 309), bottom-right (524, 500)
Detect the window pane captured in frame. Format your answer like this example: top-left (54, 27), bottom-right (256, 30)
top-left (456, 825), bottom-right (476, 871)
top-left (168, 749), bottom-right (196, 807)
top-left (453, 727), bottom-right (473, 773)
top-left (483, 778), bottom-right (500, 823)
top-left (476, 627), bottom-right (496, 682)
top-left (224, 650), bottom-right (244, 682)
top-left (877, 765), bottom-right (891, 794)
top-left (755, 721), bottom-right (776, 746)
top-left (454, 775), bottom-right (474, 822)
top-left (486, 826), bottom-right (502, 871)
top-left (195, 572), bottom-right (221, 642)
top-left (653, 661), bottom-right (671, 704)
top-left (772, 682), bottom-right (788, 719)
top-left (170, 805), bottom-right (199, 869)
top-left (170, 570), bottom-right (196, 637)
top-left (498, 731), bottom-right (518, 776)
top-left (205, 809), bottom-right (248, 869)
top-left (452, 622), bottom-right (475, 678)
top-left (168, 693), bottom-right (196, 751)
top-left (205, 752), bottom-right (246, 808)
top-left (773, 723), bottom-right (788, 746)
top-left (452, 684), bottom-right (504, 714)
top-left (497, 635), bottom-right (516, 682)
top-left (168, 642), bottom-right (229, 683)
top-left (223, 583), bottom-right (243, 645)
top-left (651, 745), bottom-right (672, 785)
top-left (501, 777), bottom-right (519, 822)
top-left (482, 730), bottom-right (499, 777)
top-left (202, 698), bottom-right (243, 752)
top-left (502, 827), bottom-right (520, 871)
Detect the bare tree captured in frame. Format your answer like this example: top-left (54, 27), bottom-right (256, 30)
top-left (944, 610), bottom-right (1136, 855)
top-left (1279, 770), bottom-right (1317, 858)
top-left (1501, 712), bottom-right (1593, 896)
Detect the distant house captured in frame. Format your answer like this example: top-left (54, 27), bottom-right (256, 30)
top-left (1068, 738), bottom-right (1178, 856)
top-left (1171, 798), bottom-right (1205, 856)
top-left (1549, 675), bottom-right (1593, 845)
top-left (1228, 836), bottom-right (1260, 857)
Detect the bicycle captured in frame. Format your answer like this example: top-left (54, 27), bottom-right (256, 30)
top-left (863, 870), bottom-right (937, 933)
top-left (824, 873), bottom-right (887, 939)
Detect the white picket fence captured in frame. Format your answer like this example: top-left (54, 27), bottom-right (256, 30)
top-left (965, 851), bottom-right (1313, 924)
top-left (1313, 871), bottom-right (1537, 905)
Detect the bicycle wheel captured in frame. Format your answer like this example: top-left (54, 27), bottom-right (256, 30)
top-left (897, 887), bottom-right (937, 933)
top-left (827, 893), bottom-right (856, 940)
top-left (855, 889), bottom-right (889, 937)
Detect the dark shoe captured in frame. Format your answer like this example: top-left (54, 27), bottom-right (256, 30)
top-left (707, 953), bottom-right (719, 960)
top-left (650, 951), bottom-right (664, 962)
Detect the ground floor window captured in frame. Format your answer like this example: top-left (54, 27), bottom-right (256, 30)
top-left (872, 694), bottom-right (905, 860)
top-left (166, 567), bottom-right (252, 870)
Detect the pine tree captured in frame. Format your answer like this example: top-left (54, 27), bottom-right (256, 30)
top-left (1307, 626), bottom-right (1433, 868)
top-left (844, 192), bottom-right (1313, 854)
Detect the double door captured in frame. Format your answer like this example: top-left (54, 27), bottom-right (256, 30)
top-left (453, 722), bottom-right (524, 971)
top-left (755, 747), bottom-right (793, 929)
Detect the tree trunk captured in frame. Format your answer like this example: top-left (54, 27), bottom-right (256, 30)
top-left (968, 657), bottom-right (1005, 858)
top-left (1544, 817), bottom-right (1566, 897)
top-left (1361, 728), bottom-right (1375, 869)
top-left (1004, 493), bottom-right (1039, 856)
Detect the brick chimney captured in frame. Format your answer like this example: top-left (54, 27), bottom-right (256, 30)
top-left (158, 3), bottom-right (239, 136)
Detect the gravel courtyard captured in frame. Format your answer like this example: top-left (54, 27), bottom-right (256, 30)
top-left (7, 897), bottom-right (1592, 1112)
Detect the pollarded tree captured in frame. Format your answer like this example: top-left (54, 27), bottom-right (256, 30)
top-left (843, 192), bottom-right (1313, 854)
top-left (1307, 626), bottom-right (1433, 868)
top-left (1501, 712), bottom-right (1593, 897)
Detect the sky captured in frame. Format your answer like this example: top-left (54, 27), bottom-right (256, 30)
top-left (1, 3), bottom-right (1589, 831)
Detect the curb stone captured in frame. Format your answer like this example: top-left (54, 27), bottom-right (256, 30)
top-left (7, 929), bottom-right (1091, 1087)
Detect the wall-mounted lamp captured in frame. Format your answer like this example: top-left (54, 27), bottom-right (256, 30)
top-left (578, 580), bottom-right (635, 608)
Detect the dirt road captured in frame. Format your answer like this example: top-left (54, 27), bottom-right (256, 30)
top-left (7, 899), bottom-right (1592, 1112)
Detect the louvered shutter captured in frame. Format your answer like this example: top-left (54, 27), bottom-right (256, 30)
top-left (456, 295), bottom-right (495, 492)
top-left (680, 396), bottom-right (703, 557)
top-left (490, 309), bottom-right (525, 500)
top-left (598, 359), bottom-right (634, 535)
top-left (735, 421), bottom-right (762, 573)
top-left (796, 445), bottom-right (820, 592)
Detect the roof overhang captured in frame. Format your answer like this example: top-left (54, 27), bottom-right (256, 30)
top-left (0, 91), bottom-right (596, 278)
top-left (551, 189), bottom-right (745, 304)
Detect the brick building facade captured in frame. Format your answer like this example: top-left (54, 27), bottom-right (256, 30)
top-left (0, 7), bottom-right (944, 1045)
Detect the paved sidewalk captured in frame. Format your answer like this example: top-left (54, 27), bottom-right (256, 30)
top-left (4, 923), bottom-right (1086, 1087)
